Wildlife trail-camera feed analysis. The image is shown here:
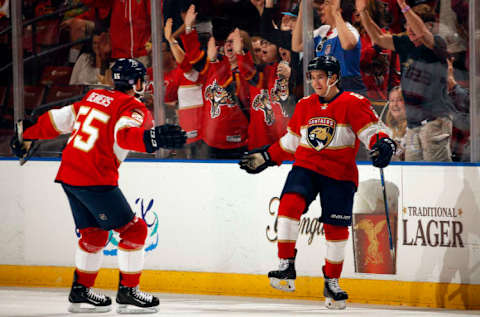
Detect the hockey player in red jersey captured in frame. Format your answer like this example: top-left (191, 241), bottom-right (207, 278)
top-left (239, 56), bottom-right (396, 310)
top-left (10, 58), bottom-right (186, 314)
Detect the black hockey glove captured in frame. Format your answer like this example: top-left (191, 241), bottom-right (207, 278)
top-left (10, 118), bottom-right (37, 161)
top-left (143, 124), bottom-right (187, 153)
top-left (239, 145), bottom-right (276, 174)
top-left (370, 137), bottom-right (396, 168)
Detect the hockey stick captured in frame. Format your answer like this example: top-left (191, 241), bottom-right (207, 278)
top-left (375, 109), bottom-right (395, 259)
top-left (379, 164), bottom-right (394, 259)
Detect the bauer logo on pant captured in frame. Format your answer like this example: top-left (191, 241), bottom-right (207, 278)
top-left (307, 117), bottom-right (336, 151)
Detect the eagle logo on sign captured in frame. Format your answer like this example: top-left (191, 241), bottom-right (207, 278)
top-left (307, 117), bottom-right (336, 151)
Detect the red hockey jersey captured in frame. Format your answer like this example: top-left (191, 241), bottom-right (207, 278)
top-left (23, 89), bottom-right (153, 186)
top-left (147, 66), bottom-right (203, 144)
top-left (269, 91), bottom-right (389, 186)
top-left (181, 30), bottom-right (249, 149)
top-left (237, 52), bottom-right (290, 150)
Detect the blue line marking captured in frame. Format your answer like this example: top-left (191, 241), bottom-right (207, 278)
top-left (1, 157), bottom-right (479, 166)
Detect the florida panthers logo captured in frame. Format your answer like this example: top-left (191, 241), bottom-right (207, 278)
top-left (271, 77), bottom-right (289, 103)
top-left (307, 117), bottom-right (336, 151)
top-left (252, 90), bottom-right (275, 126)
top-left (205, 80), bottom-right (235, 118)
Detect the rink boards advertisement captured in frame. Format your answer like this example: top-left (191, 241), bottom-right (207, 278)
top-left (0, 160), bottom-right (479, 308)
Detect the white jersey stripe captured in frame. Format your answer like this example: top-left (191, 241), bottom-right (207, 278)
top-left (358, 122), bottom-right (386, 150)
top-left (178, 84), bottom-right (203, 109)
top-left (279, 129), bottom-right (300, 153)
top-left (49, 105), bottom-right (76, 134)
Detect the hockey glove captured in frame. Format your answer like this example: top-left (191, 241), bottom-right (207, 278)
top-left (10, 119), bottom-right (38, 165)
top-left (239, 145), bottom-right (276, 174)
top-left (143, 124), bottom-right (187, 153)
top-left (370, 137), bottom-right (396, 168)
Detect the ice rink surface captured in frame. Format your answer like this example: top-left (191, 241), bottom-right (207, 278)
top-left (0, 287), bottom-right (479, 317)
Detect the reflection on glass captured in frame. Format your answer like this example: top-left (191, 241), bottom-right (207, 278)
top-left (0, 0), bottom-right (473, 162)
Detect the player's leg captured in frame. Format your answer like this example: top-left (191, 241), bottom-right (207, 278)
top-left (62, 184), bottom-right (112, 313)
top-left (268, 166), bottom-right (317, 292)
top-left (74, 185), bottom-right (159, 313)
top-left (318, 176), bottom-right (356, 310)
top-left (323, 223), bottom-right (349, 309)
top-left (114, 216), bottom-right (159, 313)
top-left (268, 192), bottom-right (305, 291)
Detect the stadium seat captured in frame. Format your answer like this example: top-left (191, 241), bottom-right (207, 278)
top-left (41, 66), bottom-right (73, 86)
top-left (45, 85), bottom-right (84, 104)
top-left (7, 85), bottom-right (46, 116)
top-left (23, 19), bottom-right (61, 52)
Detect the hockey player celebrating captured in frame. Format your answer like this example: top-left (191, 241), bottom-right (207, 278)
top-left (10, 58), bottom-right (186, 314)
top-left (239, 55), bottom-right (395, 309)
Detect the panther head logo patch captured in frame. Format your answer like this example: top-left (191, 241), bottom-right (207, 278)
top-left (307, 117), bottom-right (336, 151)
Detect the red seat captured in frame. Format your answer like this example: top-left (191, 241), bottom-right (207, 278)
top-left (23, 19), bottom-right (61, 52)
top-left (41, 66), bottom-right (73, 86)
top-left (7, 85), bottom-right (46, 114)
top-left (45, 85), bottom-right (84, 104)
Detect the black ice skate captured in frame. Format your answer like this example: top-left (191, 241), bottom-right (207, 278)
top-left (116, 283), bottom-right (160, 314)
top-left (323, 266), bottom-right (348, 310)
top-left (68, 274), bottom-right (112, 313)
top-left (268, 251), bottom-right (297, 292)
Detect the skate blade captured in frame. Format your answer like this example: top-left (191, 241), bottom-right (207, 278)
top-left (325, 297), bottom-right (346, 310)
top-left (269, 277), bottom-right (295, 292)
top-left (117, 304), bottom-right (159, 314)
top-left (68, 303), bottom-right (111, 313)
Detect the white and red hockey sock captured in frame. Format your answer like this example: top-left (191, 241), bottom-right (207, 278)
top-left (75, 247), bottom-right (103, 288)
top-left (75, 228), bottom-right (109, 287)
top-left (277, 193), bottom-right (306, 259)
top-left (115, 217), bottom-right (148, 287)
top-left (323, 223), bottom-right (349, 278)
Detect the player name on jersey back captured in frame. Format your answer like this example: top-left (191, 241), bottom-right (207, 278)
top-left (86, 92), bottom-right (114, 107)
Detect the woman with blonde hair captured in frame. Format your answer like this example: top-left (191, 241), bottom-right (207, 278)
top-left (382, 86), bottom-right (407, 160)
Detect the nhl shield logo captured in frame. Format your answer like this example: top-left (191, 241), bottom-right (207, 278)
top-left (307, 117), bottom-right (336, 151)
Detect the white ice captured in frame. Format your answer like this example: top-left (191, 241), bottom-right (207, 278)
top-left (0, 287), bottom-right (478, 317)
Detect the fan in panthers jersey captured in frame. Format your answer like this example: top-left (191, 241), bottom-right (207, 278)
top-left (10, 58), bottom-right (186, 314)
top-left (239, 55), bottom-right (396, 310)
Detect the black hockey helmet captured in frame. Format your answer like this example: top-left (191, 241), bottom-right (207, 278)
top-left (307, 55), bottom-right (341, 80)
top-left (111, 58), bottom-right (147, 92)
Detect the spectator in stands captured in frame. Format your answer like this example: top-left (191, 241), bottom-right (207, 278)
top-left (280, 3), bottom-right (299, 32)
top-left (180, 5), bottom-right (251, 159)
top-left (378, 0), bottom-right (404, 33)
top-left (292, 0), bottom-right (367, 95)
top-left (61, 1), bottom-right (109, 65)
top-left (251, 36), bottom-right (264, 65)
top-left (357, 0), bottom-right (455, 162)
top-left (234, 30), bottom-right (293, 150)
top-left (81, 0), bottom-right (152, 67)
top-left (146, 18), bottom-right (206, 159)
top-left (352, 2), bottom-right (400, 102)
top-left (382, 86), bottom-right (407, 161)
top-left (251, 0), bottom-right (303, 102)
top-left (69, 27), bottom-right (111, 86)
top-left (447, 57), bottom-right (470, 162)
